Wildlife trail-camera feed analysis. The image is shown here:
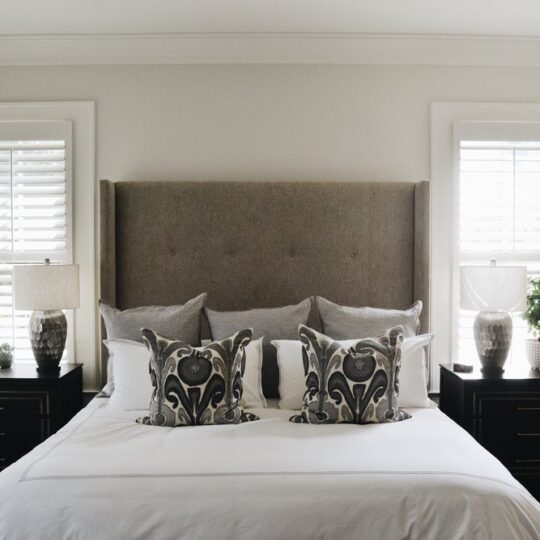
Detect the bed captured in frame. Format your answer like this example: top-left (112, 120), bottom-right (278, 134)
top-left (1, 180), bottom-right (539, 540)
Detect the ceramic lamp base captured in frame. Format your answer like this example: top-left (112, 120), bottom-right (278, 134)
top-left (29, 310), bottom-right (67, 372)
top-left (473, 311), bottom-right (512, 374)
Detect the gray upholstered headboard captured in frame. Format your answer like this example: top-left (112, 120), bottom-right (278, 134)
top-left (100, 180), bottom-right (431, 395)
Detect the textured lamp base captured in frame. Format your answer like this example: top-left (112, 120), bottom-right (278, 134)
top-left (29, 310), bottom-right (67, 373)
top-left (473, 311), bottom-right (512, 374)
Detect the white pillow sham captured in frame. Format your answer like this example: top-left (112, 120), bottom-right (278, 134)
top-left (104, 339), bottom-right (153, 410)
top-left (239, 337), bottom-right (266, 409)
top-left (105, 336), bottom-right (266, 411)
top-left (273, 333), bottom-right (435, 410)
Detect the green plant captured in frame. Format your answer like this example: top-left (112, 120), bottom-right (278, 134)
top-left (0, 342), bottom-right (13, 358)
top-left (524, 278), bottom-right (540, 341)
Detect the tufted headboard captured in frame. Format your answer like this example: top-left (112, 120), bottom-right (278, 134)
top-left (100, 180), bottom-right (431, 395)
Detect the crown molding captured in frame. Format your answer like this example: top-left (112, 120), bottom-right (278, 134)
top-left (1, 32), bottom-right (540, 66)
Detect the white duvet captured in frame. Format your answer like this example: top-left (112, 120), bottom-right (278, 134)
top-left (1, 399), bottom-right (539, 540)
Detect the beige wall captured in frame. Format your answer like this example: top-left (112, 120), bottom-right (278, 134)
top-left (1, 64), bottom-right (540, 184)
top-left (2, 63), bottom-right (540, 389)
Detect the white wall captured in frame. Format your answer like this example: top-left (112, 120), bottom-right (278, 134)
top-left (2, 63), bottom-right (540, 389)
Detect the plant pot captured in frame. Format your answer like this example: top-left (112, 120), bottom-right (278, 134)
top-left (526, 339), bottom-right (540, 370)
top-left (0, 355), bottom-right (12, 369)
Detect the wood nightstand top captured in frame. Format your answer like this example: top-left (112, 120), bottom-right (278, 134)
top-left (440, 363), bottom-right (540, 382)
top-left (0, 363), bottom-right (83, 381)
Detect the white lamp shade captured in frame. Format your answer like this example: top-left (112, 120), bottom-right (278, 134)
top-left (460, 264), bottom-right (527, 312)
top-left (13, 263), bottom-right (80, 311)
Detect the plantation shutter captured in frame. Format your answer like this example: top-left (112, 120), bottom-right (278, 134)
top-left (460, 141), bottom-right (540, 257)
top-left (0, 121), bottom-right (71, 362)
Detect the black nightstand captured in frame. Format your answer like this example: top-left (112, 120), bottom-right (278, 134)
top-left (0, 363), bottom-right (83, 471)
top-left (440, 363), bottom-right (540, 500)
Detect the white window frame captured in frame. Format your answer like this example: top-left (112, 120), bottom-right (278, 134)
top-left (431, 103), bottom-right (540, 391)
top-left (0, 102), bottom-right (96, 390)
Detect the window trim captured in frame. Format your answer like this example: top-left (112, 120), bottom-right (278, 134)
top-left (431, 103), bottom-right (540, 392)
top-left (0, 102), bottom-right (95, 390)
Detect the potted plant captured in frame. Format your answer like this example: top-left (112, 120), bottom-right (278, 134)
top-left (0, 342), bottom-right (14, 369)
top-left (524, 278), bottom-right (540, 369)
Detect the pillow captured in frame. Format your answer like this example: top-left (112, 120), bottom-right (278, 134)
top-left (317, 297), bottom-right (422, 340)
top-left (240, 338), bottom-right (266, 409)
top-left (397, 334), bottom-right (435, 408)
top-left (290, 325), bottom-right (410, 424)
top-left (274, 333), bottom-right (434, 410)
top-left (136, 328), bottom-right (258, 426)
top-left (99, 293), bottom-right (207, 395)
top-left (205, 298), bottom-right (312, 341)
top-left (205, 298), bottom-right (312, 399)
top-left (185, 338), bottom-right (266, 409)
top-left (104, 339), bottom-right (153, 410)
top-left (273, 340), bottom-right (304, 410)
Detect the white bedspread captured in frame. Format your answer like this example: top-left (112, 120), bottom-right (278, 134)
top-left (1, 399), bottom-right (539, 540)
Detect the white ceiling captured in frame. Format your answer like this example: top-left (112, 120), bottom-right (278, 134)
top-left (3, 0), bottom-right (540, 37)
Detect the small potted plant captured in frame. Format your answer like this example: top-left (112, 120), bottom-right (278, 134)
top-left (0, 342), bottom-right (14, 369)
top-left (524, 278), bottom-right (540, 370)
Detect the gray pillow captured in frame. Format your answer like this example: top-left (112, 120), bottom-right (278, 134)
top-left (205, 298), bottom-right (312, 399)
top-left (317, 297), bottom-right (422, 340)
top-left (99, 293), bottom-right (207, 395)
top-left (205, 298), bottom-right (312, 341)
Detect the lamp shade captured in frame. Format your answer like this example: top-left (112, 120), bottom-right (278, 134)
top-left (460, 264), bottom-right (527, 312)
top-left (13, 263), bottom-right (80, 311)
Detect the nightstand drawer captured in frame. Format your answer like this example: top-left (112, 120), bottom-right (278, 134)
top-left (0, 418), bottom-right (48, 451)
top-left (476, 395), bottom-right (540, 429)
top-left (0, 391), bottom-right (49, 418)
top-left (478, 422), bottom-right (540, 467)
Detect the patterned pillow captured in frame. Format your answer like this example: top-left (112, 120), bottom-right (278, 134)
top-left (290, 325), bottom-right (410, 425)
top-left (137, 328), bottom-right (258, 426)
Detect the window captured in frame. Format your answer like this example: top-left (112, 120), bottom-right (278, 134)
top-left (0, 123), bottom-right (72, 362)
top-left (431, 104), bottom-right (540, 391)
top-left (458, 138), bottom-right (540, 366)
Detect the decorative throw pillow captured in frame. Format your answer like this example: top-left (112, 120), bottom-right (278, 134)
top-left (317, 296), bottom-right (422, 340)
top-left (290, 325), bottom-right (410, 424)
top-left (99, 293), bottom-right (207, 396)
top-left (137, 328), bottom-right (258, 426)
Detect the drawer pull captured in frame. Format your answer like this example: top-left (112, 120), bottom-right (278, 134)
top-left (516, 459), bottom-right (540, 463)
top-left (0, 458), bottom-right (5, 462)
top-left (517, 433), bottom-right (540, 437)
top-left (0, 432), bottom-right (4, 436)
top-left (517, 407), bottom-right (540, 411)
top-left (0, 407), bottom-right (4, 411)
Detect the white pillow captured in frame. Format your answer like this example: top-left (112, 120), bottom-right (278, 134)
top-left (106, 337), bottom-right (265, 411)
top-left (240, 338), bottom-right (267, 409)
top-left (104, 339), bottom-right (153, 410)
top-left (273, 334), bottom-right (435, 410)
top-left (273, 340), bottom-right (305, 410)
top-left (397, 334), bottom-right (435, 408)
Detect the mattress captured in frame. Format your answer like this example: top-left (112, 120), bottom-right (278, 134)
top-left (0, 399), bottom-right (539, 540)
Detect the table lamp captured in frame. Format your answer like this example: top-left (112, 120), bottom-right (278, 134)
top-left (460, 260), bottom-right (527, 373)
top-left (13, 259), bottom-right (80, 372)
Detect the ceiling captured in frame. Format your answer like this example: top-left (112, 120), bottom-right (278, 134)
top-left (3, 0), bottom-right (540, 37)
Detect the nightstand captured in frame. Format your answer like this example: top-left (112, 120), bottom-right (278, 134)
top-left (440, 363), bottom-right (540, 500)
top-left (0, 363), bottom-right (83, 471)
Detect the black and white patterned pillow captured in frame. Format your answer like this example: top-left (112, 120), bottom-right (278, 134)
top-left (291, 325), bottom-right (410, 425)
top-left (137, 328), bottom-right (258, 426)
